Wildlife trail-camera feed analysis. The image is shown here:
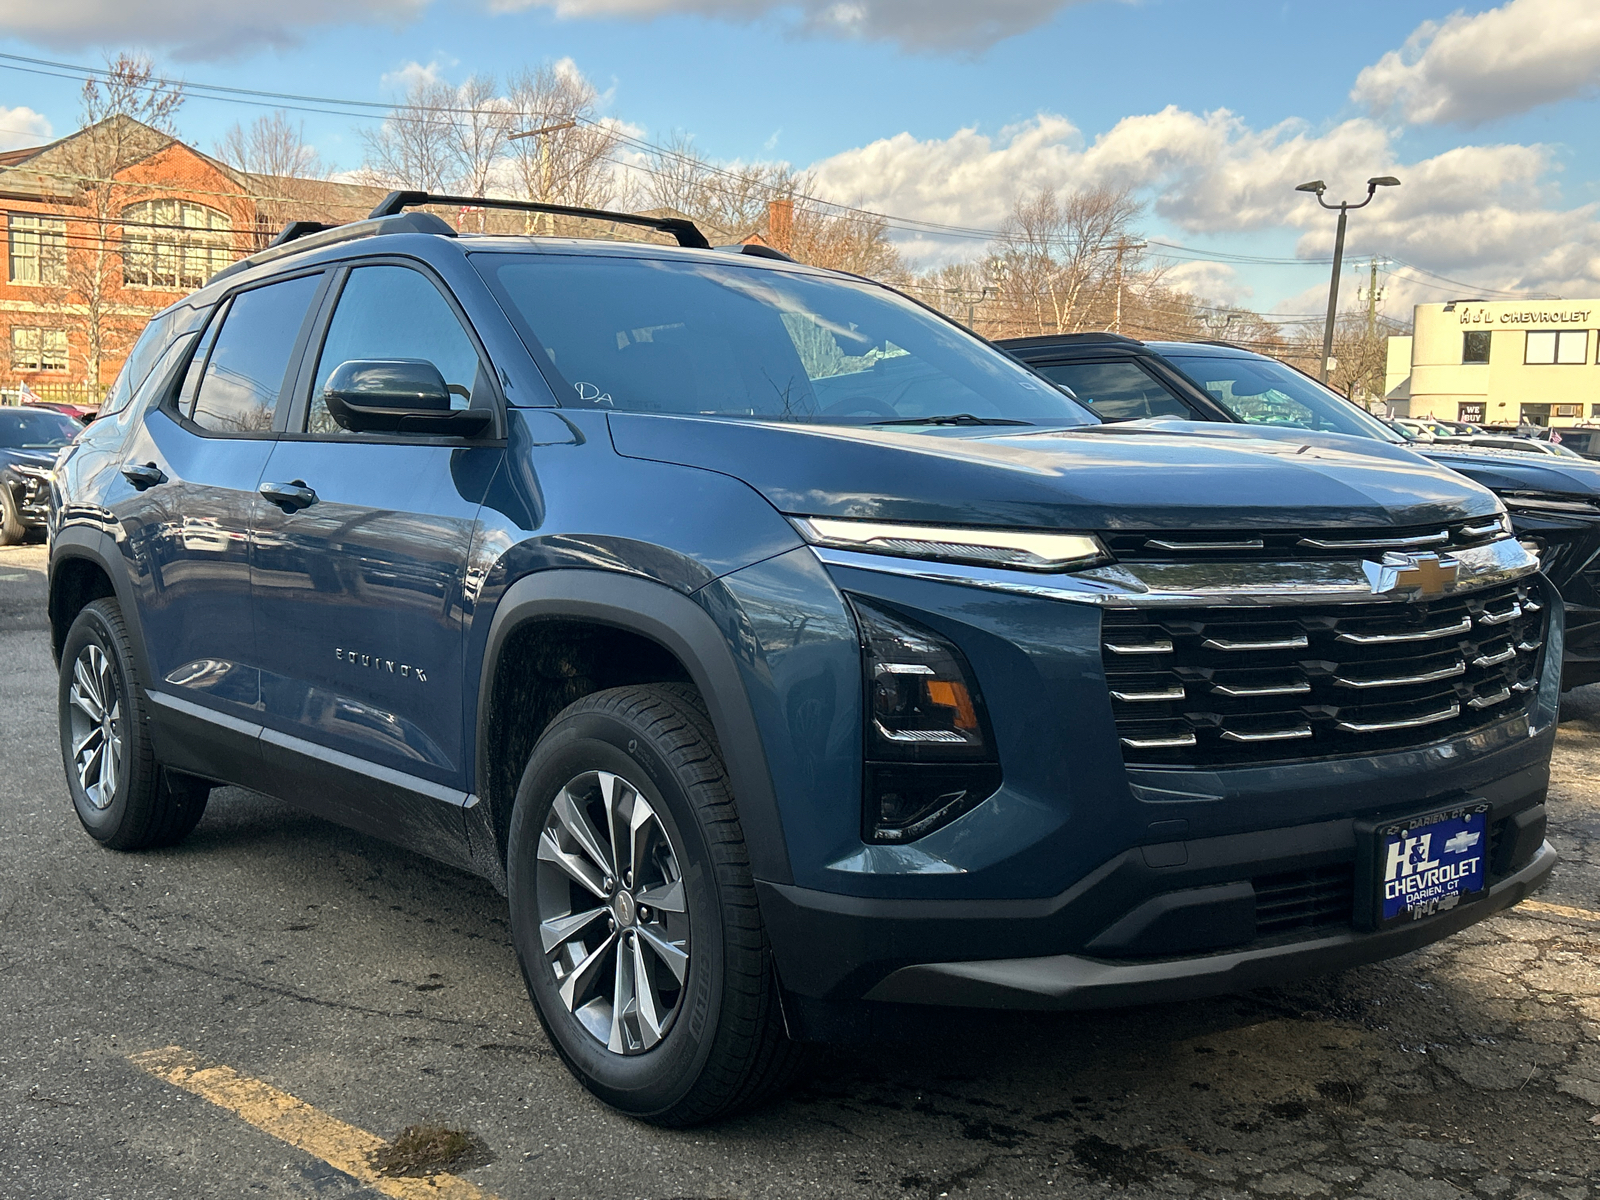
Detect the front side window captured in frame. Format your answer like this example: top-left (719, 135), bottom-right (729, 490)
top-left (1164, 354), bottom-right (1405, 442)
top-left (1031, 359), bottom-right (1197, 421)
top-left (11, 326), bottom-right (68, 371)
top-left (188, 274), bottom-right (320, 434)
top-left (9, 213), bottom-right (66, 285)
top-left (122, 199), bottom-right (234, 289)
top-left (306, 265), bottom-right (485, 435)
top-left (1462, 331), bottom-right (1490, 364)
top-left (475, 253), bottom-right (1093, 426)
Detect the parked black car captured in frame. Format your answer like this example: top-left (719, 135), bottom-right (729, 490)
top-left (1000, 333), bottom-right (1600, 690)
top-left (0, 406), bottom-right (78, 544)
top-left (47, 198), bottom-right (1557, 1125)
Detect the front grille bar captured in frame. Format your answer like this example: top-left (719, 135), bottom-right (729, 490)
top-left (1202, 634), bottom-right (1310, 651)
top-left (1111, 686), bottom-right (1186, 702)
top-left (1212, 680), bottom-right (1312, 697)
top-left (1104, 639), bottom-right (1173, 655)
top-left (1472, 645), bottom-right (1517, 668)
top-left (1297, 531), bottom-right (1449, 550)
top-left (1333, 661), bottom-right (1466, 689)
top-left (1120, 732), bottom-right (1197, 749)
top-left (1479, 602), bottom-right (1523, 626)
top-left (1336, 616), bottom-right (1472, 644)
top-left (1146, 537), bottom-right (1265, 551)
top-left (1221, 724), bottom-right (1313, 743)
top-left (1468, 687), bottom-right (1512, 710)
top-left (1335, 703), bottom-right (1461, 734)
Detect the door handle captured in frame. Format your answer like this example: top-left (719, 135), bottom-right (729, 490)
top-left (259, 480), bottom-right (318, 512)
top-left (121, 462), bottom-right (166, 490)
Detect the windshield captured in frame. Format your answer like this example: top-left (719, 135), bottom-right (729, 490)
top-left (1164, 353), bottom-right (1405, 443)
top-left (0, 407), bottom-right (79, 449)
top-left (476, 253), bottom-right (1096, 426)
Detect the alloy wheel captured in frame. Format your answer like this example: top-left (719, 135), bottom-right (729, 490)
top-left (67, 643), bottom-right (122, 810)
top-left (536, 769), bottom-right (691, 1054)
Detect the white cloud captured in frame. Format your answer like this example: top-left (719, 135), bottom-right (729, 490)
top-left (0, 0), bottom-right (429, 60)
top-left (1352, 0), bottom-right (1600, 125)
top-left (1162, 260), bottom-right (1252, 308)
top-left (0, 106), bottom-right (51, 150)
top-left (491, 0), bottom-right (1096, 51)
top-left (380, 59), bottom-right (448, 91)
top-left (805, 106), bottom-right (1600, 297)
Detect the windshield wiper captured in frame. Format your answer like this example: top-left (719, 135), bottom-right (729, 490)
top-left (868, 413), bottom-right (1033, 427)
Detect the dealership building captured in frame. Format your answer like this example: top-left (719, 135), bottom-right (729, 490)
top-left (1384, 300), bottom-right (1600, 428)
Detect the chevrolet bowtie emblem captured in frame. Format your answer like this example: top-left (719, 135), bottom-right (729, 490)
top-left (1363, 552), bottom-right (1461, 598)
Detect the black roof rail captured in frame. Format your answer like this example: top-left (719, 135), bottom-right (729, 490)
top-left (207, 211), bottom-right (457, 288)
top-left (268, 220), bottom-right (338, 248)
top-left (369, 190), bottom-right (712, 249)
top-left (720, 243), bottom-right (795, 262)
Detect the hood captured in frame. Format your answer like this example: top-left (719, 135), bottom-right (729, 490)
top-left (1420, 446), bottom-right (1600, 500)
top-left (608, 413), bottom-right (1500, 532)
top-left (0, 447), bottom-right (57, 471)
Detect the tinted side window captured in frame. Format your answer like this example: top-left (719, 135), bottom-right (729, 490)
top-left (191, 274), bottom-right (321, 434)
top-left (307, 265), bottom-right (483, 436)
top-left (1033, 359), bottom-right (1197, 421)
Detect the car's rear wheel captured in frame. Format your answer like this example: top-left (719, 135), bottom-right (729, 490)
top-left (58, 598), bottom-right (210, 850)
top-left (507, 683), bottom-right (801, 1126)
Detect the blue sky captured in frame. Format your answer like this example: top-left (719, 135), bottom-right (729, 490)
top-left (1, 0), bottom-right (1597, 317)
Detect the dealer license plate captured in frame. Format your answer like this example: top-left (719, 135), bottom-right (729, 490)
top-left (1370, 803), bottom-right (1489, 929)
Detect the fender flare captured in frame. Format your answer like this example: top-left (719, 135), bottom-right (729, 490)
top-left (48, 524), bottom-right (152, 679)
top-left (474, 568), bottom-right (793, 885)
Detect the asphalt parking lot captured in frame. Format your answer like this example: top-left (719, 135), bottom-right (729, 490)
top-left (2, 539), bottom-right (1598, 1200)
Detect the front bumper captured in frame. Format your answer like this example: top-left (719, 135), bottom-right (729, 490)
top-left (860, 839), bottom-right (1554, 1010)
top-left (760, 755), bottom-right (1552, 1011)
top-left (6, 477), bottom-right (50, 527)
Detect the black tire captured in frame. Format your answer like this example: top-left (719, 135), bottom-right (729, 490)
top-left (507, 683), bottom-right (802, 1126)
top-left (58, 598), bottom-right (210, 850)
top-left (0, 484), bottom-right (24, 546)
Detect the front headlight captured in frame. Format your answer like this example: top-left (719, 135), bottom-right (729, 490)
top-left (794, 516), bottom-right (1110, 573)
top-left (12, 463), bottom-right (52, 481)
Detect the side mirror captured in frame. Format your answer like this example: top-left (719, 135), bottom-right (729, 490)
top-left (323, 359), bottom-right (492, 437)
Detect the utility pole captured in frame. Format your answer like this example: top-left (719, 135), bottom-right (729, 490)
top-left (508, 119), bottom-right (578, 234)
top-left (1295, 176), bottom-right (1400, 382)
top-left (1111, 237), bottom-right (1146, 333)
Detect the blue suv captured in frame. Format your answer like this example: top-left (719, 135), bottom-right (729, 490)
top-left (49, 193), bottom-right (1559, 1124)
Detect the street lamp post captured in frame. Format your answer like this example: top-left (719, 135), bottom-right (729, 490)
top-left (1296, 176), bottom-right (1400, 383)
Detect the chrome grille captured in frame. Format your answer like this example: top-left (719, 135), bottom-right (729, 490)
top-left (1104, 516), bottom-right (1507, 562)
top-left (1103, 579), bottom-right (1547, 766)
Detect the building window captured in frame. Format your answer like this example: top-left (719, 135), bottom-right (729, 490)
top-left (121, 199), bottom-right (233, 289)
top-left (1525, 329), bottom-right (1589, 364)
top-left (1462, 331), bottom-right (1491, 363)
top-left (8, 213), bottom-right (66, 285)
top-left (1459, 402), bottom-right (1485, 423)
top-left (1555, 404), bottom-right (1582, 418)
top-left (11, 327), bottom-right (68, 371)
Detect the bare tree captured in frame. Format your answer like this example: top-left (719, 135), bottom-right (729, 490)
top-left (216, 110), bottom-right (324, 180)
top-left (988, 185), bottom-right (1143, 336)
top-left (452, 75), bottom-right (511, 200)
top-left (506, 63), bottom-right (620, 216)
top-left (61, 54), bottom-right (186, 397)
top-left (216, 110), bottom-right (328, 245)
top-left (360, 76), bottom-right (462, 192)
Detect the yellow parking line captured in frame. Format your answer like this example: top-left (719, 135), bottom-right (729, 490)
top-left (1518, 898), bottom-right (1600, 924)
top-left (129, 1046), bottom-right (501, 1200)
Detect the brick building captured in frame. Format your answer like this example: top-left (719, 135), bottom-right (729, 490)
top-left (0, 115), bottom-right (380, 406)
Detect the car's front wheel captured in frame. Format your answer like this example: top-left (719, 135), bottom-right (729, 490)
top-left (507, 683), bottom-right (800, 1126)
top-left (58, 598), bottom-right (210, 850)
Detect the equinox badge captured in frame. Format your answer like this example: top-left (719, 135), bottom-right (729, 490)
top-left (1363, 552), bottom-right (1461, 599)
